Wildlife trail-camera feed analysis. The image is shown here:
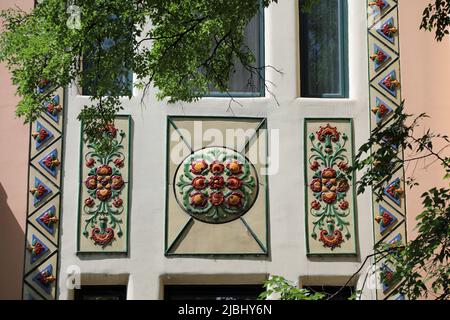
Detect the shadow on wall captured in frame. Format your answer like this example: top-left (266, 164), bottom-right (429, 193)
top-left (0, 182), bottom-right (24, 300)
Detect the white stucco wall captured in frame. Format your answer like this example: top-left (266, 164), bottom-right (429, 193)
top-left (58, 0), bottom-right (375, 299)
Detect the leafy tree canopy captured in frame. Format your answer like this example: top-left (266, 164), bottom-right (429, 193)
top-left (0, 0), bottom-right (276, 140)
top-left (421, 0), bottom-right (450, 41)
top-left (0, 0), bottom-right (448, 140)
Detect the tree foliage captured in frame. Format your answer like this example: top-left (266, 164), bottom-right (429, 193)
top-left (258, 276), bottom-right (325, 300)
top-left (421, 0), bottom-right (450, 41)
top-left (0, 0), bottom-right (277, 141)
top-left (354, 105), bottom-right (450, 300)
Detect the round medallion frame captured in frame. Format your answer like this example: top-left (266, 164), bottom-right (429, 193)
top-left (173, 146), bottom-right (260, 224)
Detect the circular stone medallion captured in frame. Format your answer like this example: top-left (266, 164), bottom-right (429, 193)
top-left (174, 147), bottom-right (259, 224)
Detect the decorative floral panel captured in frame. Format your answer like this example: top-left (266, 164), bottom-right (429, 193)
top-left (77, 116), bottom-right (131, 253)
top-left (367, 0), bottom-right (408, 299)
top-left (166, 116), bottom-right (268, 256)
top-left (304, 119), bottom-right (357, 255)
top-left (23, 84), bottom-right (65, 300)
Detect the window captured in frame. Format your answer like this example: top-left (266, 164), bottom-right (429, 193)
top-left (164, 285), bottom-right (264, 300)
top-left (207, 6), bottom-right (265, 97)
top-left (82, 41), bottom-right (133, 97)
top-left (74, 285), bottom-right (127, 300)
top-left (300, 0), bottom-right (348, 98)
top-left (82, 15), bottom-right (133, 97)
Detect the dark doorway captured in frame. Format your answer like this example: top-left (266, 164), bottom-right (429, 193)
top-left (164, 284), bottom-right (264, 300)
top-left (305, 286), bottom-right (355, 300)
top-left (74, 285), bottom-right (127, 300)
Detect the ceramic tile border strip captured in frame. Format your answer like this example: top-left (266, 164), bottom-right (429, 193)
top-left (22, 84), bottom-right (66, 300)
top-left (367, 0), bottom-right (408, 300)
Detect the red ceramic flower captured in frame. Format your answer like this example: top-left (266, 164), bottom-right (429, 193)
top-left (383, 75), bottom-right (393, 88)
top-left (104, 123), bottom-right (117, 138)
top-left (384, 271), bottom-right (394, 282)
top-left (210, 161), bottom-right (225, 175)
top-left (386, 185), bottom-right (397, 198)
top-left (322, 192), bottom-right (337, 204)
top-left (114, 158), bottom-right (124, 168)
top-left (86, 158), bottom-right (95, 168)
top-left (86, 163), bottom-right (124, 202)
top-left (339, 200), bottom-right (349, 210)
top-left (227, 177), bottom-right (242, 190)
top-left (322, 168), bottom-right (337, 179)
top-left (47, 103), bottom-right (55, 114)
top-left (338, 161), bottom-right (349, 172)
top-left (381, 23), bottom-right (396, 37)
top-left (85, 176), bottom-right (97, 190)
top-left (91, 227), bottom-right (114, 247)
top-left (43, 156), bottom-right (52, 168)
top-left (31, 242), bottom-right (45, 255)
top-left (97, 165), bottom-right (112, 176)
top-left (36, 185), bottom-right (47, 197)
top-left (310, 161), bottom-right (320, 171)
top-left (39, 212), bottom-right (58, 226)
top-left (33, 128), bottom-right (49, 142)
top-left (84, 198), bottom-right (95, 207)
top-left (378, 104), bottom-right (389, 117)
top-left (47, 103), bottom-right (62, 115)
top-left (316, 124), bottom-right (340, 142)
top-left (311, 200), bottom-right (321, 210)
top-left (337, 179), bottom-right (350, 193)
top-left (96, 189), bottom-right (112, 201)
top-left (227, 193), bottom-right (244, 208)
top-left (319, 229), bottom-right (344, 249)
top-left (192, 176), bottom-right (208, 190)
top-left (111, 175), bottom-right (124, 190)
top-left (375, 50), bottom-right (386, 63)
top-left (38, 270), bottom-right (56, 285)
top-left (226, 160), bottom-right (242, 175)
top-left (43, 155), bottom-right (60, 169)
top-left (310, 178), bottom-right (323, 193)
top-left (376, 211), bottom-right (394, 227)
top-left (369, 0), bottom-right (386, 8)
top-left (113, 198), bottom-right (123, 208)
top-left (309, 167), bottom-right (347, 205)
top-left (209, 176), bottom-right (225, 190)
top-left (383, 75), bottom-right (399, 90)
top-left (209, 192), bottom-right (225, 206)
top-left (190, 160), bottom-right (208, 174)
top-left (190, 192), bottom-right (208, 207)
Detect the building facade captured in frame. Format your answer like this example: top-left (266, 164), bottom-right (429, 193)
top-left (1, 0), bottom-right (449, 300)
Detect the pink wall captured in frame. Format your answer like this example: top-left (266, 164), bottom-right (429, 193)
top-left (0, 0), bottom-right (33, 300)
top-left (398, 0), bottom-right (450, 240)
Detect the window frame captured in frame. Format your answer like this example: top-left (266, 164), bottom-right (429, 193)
top-left (205, 3), bottom-right (266, 98)
top-left (299, 0), bottom-right (349, 99)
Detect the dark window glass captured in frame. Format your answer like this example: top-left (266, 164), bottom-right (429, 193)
top-left (207, 8), bottom-right (264, 96)
top-left (82, 16), bottom-right (133, 97)
top-left (300, 0), bottom-right (348, 98)
top-left (305, 286), bottom-right (354, 300)
top-left (74, 285), bottom-right (127, 300)
top-left (164, 285), bottom-right (264, 300)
